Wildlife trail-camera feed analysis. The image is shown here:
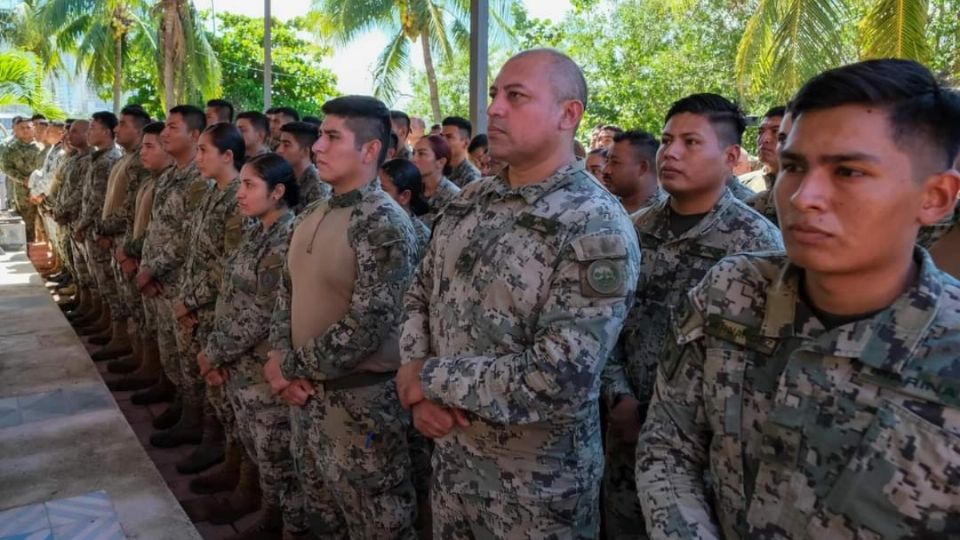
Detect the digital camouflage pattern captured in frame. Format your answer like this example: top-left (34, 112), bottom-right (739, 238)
top-left (726, 176), bottom-right (756, 202)
top-left (417, 177), bottom-right (461, 230)
top-left (294, 164), bottom-right (331, 215)
top-left (636, 249), bottom-right (960, 540)
top-left (140, 161), bottom-right (206, 386)
top-left (271, 179), bottom-right (420, 539)
top-left (601, 188), bottom-right (782, 537)
top-left (1, 138), bottom-right (44, 238)
top-left (448, 158), bottom-right (481, 188)
top-left (627, 186), bottom-right (669, 220)
top-left (917, 200), bottom-right (959, 248)
top-left (177, 177), bottom-right (243, 410)
top-left (400, 162), bottom-right (640, 537)
top-left (744, 189), bottom-right (779, 227)
top-left (79, 146), bottom-right (123, 313)
top-left (29, 142), bottom-right (67, 198)
top-left (51, 149), bottom-right (90, 286)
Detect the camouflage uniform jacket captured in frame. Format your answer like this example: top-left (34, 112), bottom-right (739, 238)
top-left (294, 164), bottom-right (331, 215)
top-left (179, 177), bottom-right (244, 311)
top-left (627, 185), bottom-right (669, 220)
top-left (140, 161), bottom-right (208, 293)
top-left (410, 213), bottom-right (431, 260)
top-left (399, 162), bottom-right (641, 500)
top-left (0, 138), bottom-right (43, 184)
top-left (123, 168), bottom-right (166, 260)
top-left (52, 149), bottom-right (91, 226)
top-left (448, 157), bottom-right (481, 188)
top-left (602, 189), bottom-right (783, 411)
top-left (206, 211), bottom-right (295, 386)
top-left (745, 189), bottom-right (779, 227)
top-left (98, 148), bottom-right (150, 241)
top-left (76, 145), bottom-right (122, 235)
top-left (418, 176), bottom-right (460, 230)
top-left (726, 175), bottom-right (755, 201)
top-left (29, 142), bottom-right (67, 198)
top-left (917, 200), bottom-right (960, 248)
top-left (636, 248), bottom-right (960, 540)
top-left (271, 178), bottom-right (419, 381)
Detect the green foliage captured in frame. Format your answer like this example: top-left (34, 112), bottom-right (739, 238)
top-left (205, 12), bottom-right (338, 115)
top-left (0, 49), bottom-right (66, 118)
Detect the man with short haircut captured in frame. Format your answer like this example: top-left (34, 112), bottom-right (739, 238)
top-left (597, 124), bottom-right (623, 150)
top-left (206, 99), bottom-right (235, 125)
top-left (92, 106), bottom-right (152, 364)
top-left (277, 120), bottom-right (331, 213)
top-left (441, 116), bottom-right (481, 187)
top-left (1, 116), bottom-right (43, 240)
top-left (236, 111), bottom-right (271, 160)
top-left (746, 108), bottom-right (791, 225)
top-left (408, 116), bottom-right (426, 148)
top-left (391, 110), bottom-right (413, 159)
top-left (601, 93), bottom-right (783, 538)
top-left (638, 58), bottom-right (960, 540)
top-left (586, 146), bottom-right (607, 178)
top-left (269, 106), bottom-right (299, 150)
top-left (601, 129), bottom-right (666, 216)
top-left (265, 95), bottom-right (420, 538)
top-left (30, 121), bottom-right (68, 261)
top-left (137, 105), bottom-right (207, 416)
top-left (397, 48), bottom-right (640, 538)
top-left (74, 112), bottom-right (123, 340)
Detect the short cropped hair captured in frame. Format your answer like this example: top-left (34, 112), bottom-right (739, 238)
top-left (322, 95), bottom-right (392, 167)
top-left (272, 106), bottom-right (299, 121)
top-left (665, 93), bottom-right (746, 147)
top-left (91, 111), bottom-right (119, 134)
top-left (442, 116), bottom-right (472, 139)
top-left (206, 99), bottom-right (235, 123)
top-left (169, 104), bottom-right (206, 133)
top-left (121, 105), bottom-right (151, 129)
top-left (613, 130), bottom-right (659, 165)
top-left (280, 121), bottom-right (320, 152)
top-left (236, 111), bottom-right (269, 135)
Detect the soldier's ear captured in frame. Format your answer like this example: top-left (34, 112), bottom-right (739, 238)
top-left (918, 169), bottom-right (960, 226)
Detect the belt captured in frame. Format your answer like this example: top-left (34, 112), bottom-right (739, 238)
top-left (319, 371), bottom-right (395, 396)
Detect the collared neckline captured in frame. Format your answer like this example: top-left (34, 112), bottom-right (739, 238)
top-left (488, 161), bottom-right (583, 205)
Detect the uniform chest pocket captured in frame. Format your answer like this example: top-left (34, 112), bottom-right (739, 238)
top-left (223, 215), bottom-right (244, 252)
top-left (807, 401), bottom-right (960, 538)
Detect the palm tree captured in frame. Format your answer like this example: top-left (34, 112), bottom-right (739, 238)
top-left (0, 49), bottom-right (65, 118)
top-left (311, 0), bottom-right (515, 123)
top-left (39, 0), bottom-right (157, 114)
top-left (0, 0), bottom-right (66, 75)
top-left (735, 0), bottom-right (957, 101)
top-left (157, 0), bottom-right (220, 110)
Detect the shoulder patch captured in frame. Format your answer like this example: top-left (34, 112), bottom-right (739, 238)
top-left (572, 234), bottom-right (629, 297)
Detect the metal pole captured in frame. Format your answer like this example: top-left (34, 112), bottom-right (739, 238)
top-left (263, 0), bottom-right (272, 109)
top-left (469, 0), bottom-right (489, 135)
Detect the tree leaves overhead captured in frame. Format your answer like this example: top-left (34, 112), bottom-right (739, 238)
top-left (0, 49), bottom-right (65, 118)
top-left (860, 0), bottom-right (930, 61)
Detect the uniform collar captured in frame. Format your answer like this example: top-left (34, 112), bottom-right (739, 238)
top-left (640, 187), bottom-right (737, 242)
top-left (488, 162), bottom-right (582, 205)
top-left (762, 247), bottom-right (942, 374)
top-left (329, 177), bottom-right (379, 209)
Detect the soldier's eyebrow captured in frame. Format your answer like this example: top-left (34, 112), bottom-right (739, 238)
top-left (779, 149), bottom-right (805, 164)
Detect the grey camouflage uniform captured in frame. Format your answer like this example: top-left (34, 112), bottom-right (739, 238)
top-left (601, 188), bottom-right (783, 538)
top-left (52, 149), bottom-right (90, 284)
top-left (140, 162), bottom-right (207, 388)
top-left (79, 146), bottom-right (122, 306)
top-left (0, 138), bottom-right (43, 239)
top-left (448, 158), bottom-right (481, 188)
top-left (176, 178), bottom-right (243, 440)
top-left (418, 177), bottom-right (460, 229)
top-left (744, 189), bottom-right (779, 226)
top-left (627, 186), bottom-right (669, 220)
top-left (918, 200), bottom-right (959, 248)
top-left (205, 211), bottom-right (306, 533)
top-left (96, 148), bottom-right (149, 322)
top-left (294, 164), bottom-right (332, 215)
top-left (31, 142), bottom-right (68, 253)
top-left (637, 248), bottom-right (960, 540)
top-left (400, 162), bottom-right (640, 539)
top-left (726, 175), bottom-right (755, 202)
top-left (270, 179), bottom-right (419, 539)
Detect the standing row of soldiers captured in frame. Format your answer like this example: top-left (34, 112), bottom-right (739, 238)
top-left (29, 47), bottom-right (960, 540)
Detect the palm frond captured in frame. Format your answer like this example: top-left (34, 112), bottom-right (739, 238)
top-left (769, 0), bottom-right (847, 100)
top-left (372, 30), bottom-right (410, 104)
top-left (859, 0), bottom-right (930, 61)
top-left (735, 0), bottom-right (781, 97)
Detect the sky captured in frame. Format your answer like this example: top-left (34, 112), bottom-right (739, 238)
top-left (211, 0), bottom-right (572, 105)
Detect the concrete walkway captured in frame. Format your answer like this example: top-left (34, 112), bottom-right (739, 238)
top-left (0, 250), bottom-right (202, 539)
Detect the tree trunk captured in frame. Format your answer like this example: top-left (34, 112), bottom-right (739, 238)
top-left (112, 34), bottom-right (123, 114)
top-left (421, 30), bottom-right (442, 124)
top-left (162, 0), bottom-right (177, 110)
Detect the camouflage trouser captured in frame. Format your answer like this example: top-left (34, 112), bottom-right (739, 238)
top-left (175, 308), bottom-right (237, 445)
top-left (602, 437), bottom-right (647, 539)
top-left (289, 379), bottom-right (417, 540)
top-left (12, 180), bottom-right (37, 241)
top-left (71, 233), bottom-right (93, 288)
top-left (431, 484), bottom-right (601, 539)
top-left (408, 426), bottom-right (433, 504)
top-left (156, 296), bottom-right (182, 387)
top-left (140, 292), bottom-right (158, 341)
top-left (57, 233), bottom-right (74, 278)
top-left (229, 380), bottom-right (307, 533)
top-left (85, 237), bottom-right (123, 319)
top-left (111, 257), bottom-right (142, 331)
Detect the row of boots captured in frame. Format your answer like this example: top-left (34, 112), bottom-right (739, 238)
top-left (49, 273), bottom-right (281, 539)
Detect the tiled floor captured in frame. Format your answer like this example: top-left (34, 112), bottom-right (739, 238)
top-left (86, 331), bottom-right (264, 540)
top-left (0, 490), bottom-right (125, 540)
